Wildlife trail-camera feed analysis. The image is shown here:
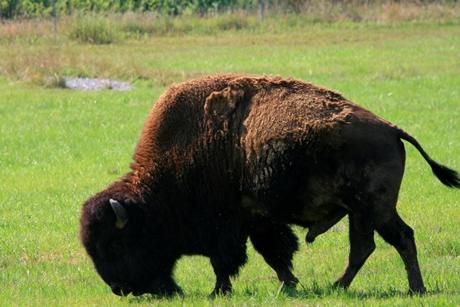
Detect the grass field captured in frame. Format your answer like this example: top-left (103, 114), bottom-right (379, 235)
top-left (0, 18), bottom-right (459, 306)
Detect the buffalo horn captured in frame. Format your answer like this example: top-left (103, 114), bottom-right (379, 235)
top-left (109, 199), bottom-right (128, 229)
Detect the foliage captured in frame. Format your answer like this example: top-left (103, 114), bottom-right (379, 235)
top-left (2, 0), bottom-right (459, 18)
top-left (2, 1), bottom-right (460, 46)
top-left (0, 0), bottom-right (240, 17)
top-left (68, 15), bottom-right (117, 44)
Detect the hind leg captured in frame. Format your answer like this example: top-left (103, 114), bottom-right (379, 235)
top-left (376, 212), bottom-right (426, 294)
top-left (335, 213), bottom-right (376, 288)
top-left (250, 221), bottom-right (299, 287)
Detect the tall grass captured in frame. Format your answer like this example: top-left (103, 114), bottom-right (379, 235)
top-left (0, 1), bottom-right (459, 87)
top-left (120, 13), bottom-right (257, 36)
top-left (68, 15), bottom-right (117, 44)
top-left (0, 19), bottom-right (55, 42)
top-left (1, 2), bottom-right (459, 44)
top-left (73, 3), bottom-right (460, 38)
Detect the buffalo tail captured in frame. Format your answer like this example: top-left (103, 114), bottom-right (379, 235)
top-left (397, 128), bottom-right (460, 188)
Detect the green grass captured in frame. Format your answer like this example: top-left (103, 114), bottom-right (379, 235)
top-left (0, 20), bottom-right (459, 306)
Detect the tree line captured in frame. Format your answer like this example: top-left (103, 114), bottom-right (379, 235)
top-left (5, 0), bottom-right (245, 17)
top-left (1, 0), bottom-right (457, 19)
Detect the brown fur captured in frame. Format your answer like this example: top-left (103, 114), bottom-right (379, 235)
top-left (80, 74), bottom-right (459, 297)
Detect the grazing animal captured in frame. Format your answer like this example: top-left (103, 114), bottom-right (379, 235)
top-left (80, 74), bottom-right (459, 297)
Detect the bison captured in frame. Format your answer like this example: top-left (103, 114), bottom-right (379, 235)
top-left (80, 74), bottom-right (459, 297)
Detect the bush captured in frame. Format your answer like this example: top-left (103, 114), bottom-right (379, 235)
top-left (120, 13), bottom-right (159, 36)
top-left (213, 14), bottom-right (250, 31)
top-left (68, 16), bottom-right (117, 44)
top-left (118, 13), bottom-right (255, 36)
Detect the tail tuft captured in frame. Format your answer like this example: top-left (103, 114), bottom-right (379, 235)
top-left (429, 160), bottom-right (460, 188)
top-left (397, 127), bottom-right (460, 189)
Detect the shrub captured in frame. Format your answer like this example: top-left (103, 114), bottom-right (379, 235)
top-left (213, 14), bottom-right (251, 31)
top-left (68, 16), bottom-right (117, 44)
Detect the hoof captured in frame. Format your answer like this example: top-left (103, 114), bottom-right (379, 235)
top-left (280, 283), bottom-right (298, 296)
top-left (282, 277), bottom-right (299, 288)
top-left (332, 280), bottom-right (348, 290)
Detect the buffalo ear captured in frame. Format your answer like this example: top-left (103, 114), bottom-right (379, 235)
top-left (109, 199), bottom-right (128, 229)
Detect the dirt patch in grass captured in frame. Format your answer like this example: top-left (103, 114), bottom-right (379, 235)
top-left (63, 77), bottom-right (132, 91)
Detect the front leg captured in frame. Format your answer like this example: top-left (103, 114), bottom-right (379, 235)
top-left (206, 210), bottom-right (249, 297)
top-left (249, 221), bottom-right (299, 287)
top-left (209, 259), bottom-right (233, 296)
top-left (209, 244), bottom-right (248, 297)
top-left (209, 237), bottom-right (248, 297)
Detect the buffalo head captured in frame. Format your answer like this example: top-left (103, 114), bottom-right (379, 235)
top-left (79, 192), bottom-right (182, 297)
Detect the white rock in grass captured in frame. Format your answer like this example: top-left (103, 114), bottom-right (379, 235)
top-left (63, 77), bottom-right (132, 91)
